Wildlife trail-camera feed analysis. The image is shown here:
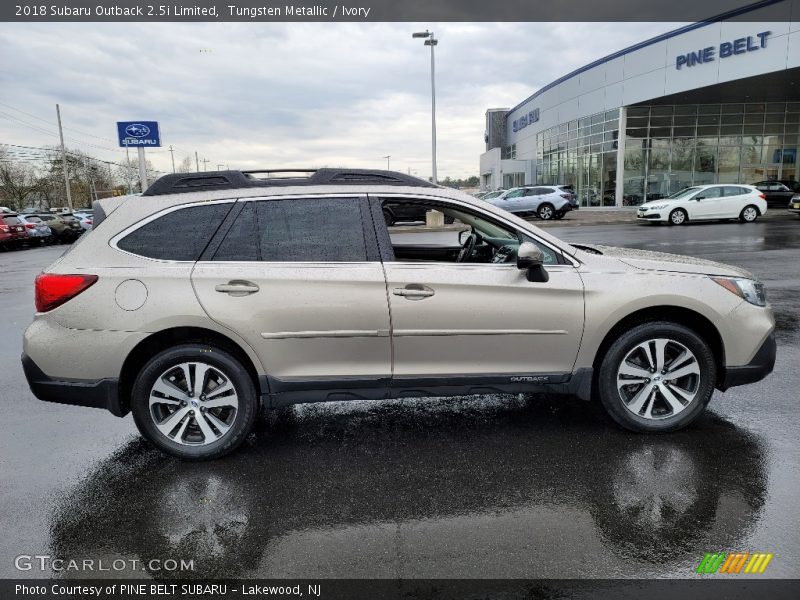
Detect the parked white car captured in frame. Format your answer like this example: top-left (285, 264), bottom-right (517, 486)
top-left (486, 185), bottom-right (578, 220)
top-left (75, 213), bottom-right (93, 231)
top-left (637, 184), bottom-right (767, 225)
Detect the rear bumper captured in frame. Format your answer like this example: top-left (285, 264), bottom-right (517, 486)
top-left (21, 353), bottom-right (127, 417)
top-left (719, 332), bottom-right (776, 391)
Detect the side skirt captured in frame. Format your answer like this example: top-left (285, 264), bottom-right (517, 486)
top-left (262, 368), bottom-right (594, 408)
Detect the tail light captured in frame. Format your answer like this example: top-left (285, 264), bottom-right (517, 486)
top-left (35, 273), bottom-right (98, 313)
top-left (25, 223), bottom-right (36, 229)
top-left (560, 193), bottom-right (571, 199)
top-left (759, 193), bottom-right (766, 199)
top-left (85, 220), bottom-right (92, 225)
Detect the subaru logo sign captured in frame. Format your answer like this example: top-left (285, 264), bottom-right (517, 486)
top-left (117, 121), bottom-right (161, 147)
top-left (124, 123), bottom-right (150, 138)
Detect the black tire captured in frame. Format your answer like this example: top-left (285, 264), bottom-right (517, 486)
top-left (597, 322), bottom-right (716, 433)
top-left (131, 344), bottom-right (258, 460)
top-left (668, 208), bottom-right (687, 226)
top-left (553, 212), bottom-right (565, 220)
top-left (739, 205), bottom-right (759, 223)
top-left (537, 203), bottom-right (555, 220)
top-left (382, 208), bottom-right (394, 226)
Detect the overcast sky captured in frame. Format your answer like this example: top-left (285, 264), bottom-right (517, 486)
top-left (0, 22), bottom-right (682, 179)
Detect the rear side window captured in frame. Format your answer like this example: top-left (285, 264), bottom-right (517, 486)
top-left (212, 197), bottom-right (367, 262)
top-left (257, 197), bottom-right (366, 262)
top-left (117, 203), bottom-right (232, 261)
top-left (3, 216), bottom-right (21, 225)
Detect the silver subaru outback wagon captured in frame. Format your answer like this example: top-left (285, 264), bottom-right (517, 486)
top-left (22, 169), bottom-right (776, 460)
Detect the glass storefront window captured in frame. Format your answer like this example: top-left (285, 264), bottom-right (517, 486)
top-left (694, 146), bottom-right (717, 185)
top-left (718, 146), bottom-right (741, 183)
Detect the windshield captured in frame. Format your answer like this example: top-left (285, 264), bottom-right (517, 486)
top-left (502, 189), bottom-right (525, 199)
top-left (667, 187), bottom-right (700, 199)
top-left (482, 191), bottom-right (503, 199)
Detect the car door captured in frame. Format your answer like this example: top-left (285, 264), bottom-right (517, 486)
top-left (371, 194), bottom-right (585, 384)
top-left (688, 186), bottom-right (723, 219)
top-left (191, 195), bottom-right (392, 399)
top-left (722, 186), bottom-right (749, 217)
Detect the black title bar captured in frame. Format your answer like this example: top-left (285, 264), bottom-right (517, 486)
top-left (0, 0), bottom-right (794, 22)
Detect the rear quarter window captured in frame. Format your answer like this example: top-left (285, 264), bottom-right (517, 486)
top-left (117, 202), bottom-right (232, 261)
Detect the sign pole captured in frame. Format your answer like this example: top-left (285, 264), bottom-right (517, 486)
top-left (125, 144), bottom-right (134, 194)
top-left (137, 146), bottom-right (148, 191)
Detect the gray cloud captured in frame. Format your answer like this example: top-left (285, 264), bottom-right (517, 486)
top-left (0, 21), bottom-right (681, 178)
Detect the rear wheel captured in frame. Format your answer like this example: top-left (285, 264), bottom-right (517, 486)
top-left (597, 322), bottom-right (716, 432)
top-left (537, 203), bottom-right (555, 220)
top-left (669, 208), bottom-right (687, 226)
top-left (739, 205), bottom-right (759, 223)
top-left (131, 344), bottom-right (258, 460)
top-left (553, 212), bottom-right (565, 220)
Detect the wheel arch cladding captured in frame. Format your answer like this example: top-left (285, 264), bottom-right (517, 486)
top-left (592, 306), bottom-right (724, 388)
top-left (118, 327), bottom-right (263, 416)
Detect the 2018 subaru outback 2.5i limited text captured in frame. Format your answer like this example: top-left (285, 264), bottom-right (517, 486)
top-left (22, 169), bottom-right (776, 459)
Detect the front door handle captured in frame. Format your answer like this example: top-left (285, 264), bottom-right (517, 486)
top-left (393, 284), bottom-right (435, 300)
top-left (215, 280), bottom-right (260, 296)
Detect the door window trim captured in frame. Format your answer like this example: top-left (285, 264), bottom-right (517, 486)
top-left (199, 193), bottom-right (380, 264)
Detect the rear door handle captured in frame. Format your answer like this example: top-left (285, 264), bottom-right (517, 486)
top-left (215, 280), bottom-right (260, 296)
top-left (393, 285), bottom-right (435, 300)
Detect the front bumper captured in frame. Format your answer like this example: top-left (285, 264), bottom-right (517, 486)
top-left (719, 332), bottom-right (776, 391)
top-left (22, 353), bottom-right (126, 416)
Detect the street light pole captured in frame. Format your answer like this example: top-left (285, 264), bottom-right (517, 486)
top-left (413, 30), bottom-right (438, 184)
top-left (383, 155), bottom-right (391, 170)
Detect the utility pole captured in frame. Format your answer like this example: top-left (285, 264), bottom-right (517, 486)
top-left (195, 151), bottom-right (200, 172)
top-left (55, 104), bottom-right (73, 212)
top-left (201, 158), bottom-right (210, 171)
top-left (383, 155), bottom-right (391, 170)
top-left (169, 145), bottom-right (176, 172)
top-left (217, 163), bottom-right (224, 171)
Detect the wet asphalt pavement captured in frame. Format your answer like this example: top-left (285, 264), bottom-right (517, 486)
top-left (1, 218), bottom-right (799, 580)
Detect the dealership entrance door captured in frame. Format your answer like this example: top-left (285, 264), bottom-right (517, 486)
top-left (741, 164), bottom-right (780, 185)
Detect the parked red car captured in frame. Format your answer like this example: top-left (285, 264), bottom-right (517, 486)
top-left (0, 214), bottom-right (28, 250)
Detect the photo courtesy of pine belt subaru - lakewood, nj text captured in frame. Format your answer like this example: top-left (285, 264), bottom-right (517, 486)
top-left (22, 169), bottom-right (776, 460)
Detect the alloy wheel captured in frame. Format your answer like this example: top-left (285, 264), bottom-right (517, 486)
top-left (616, 338), bottom-right (701, 420)
top-left (149, 362), bottom-right (239, 445)
top-left (670, 210), bottom-right (686, 225)
top-left (538, 205), bottom-right (554, 220)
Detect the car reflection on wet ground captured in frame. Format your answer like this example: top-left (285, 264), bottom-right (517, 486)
top-left (1, 218), bottom-right (798, 580)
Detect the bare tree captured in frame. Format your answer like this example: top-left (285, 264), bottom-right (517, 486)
top-left (177, 155), bottom-right (194, 173)
top-left (0, 149), bottom-right (40, 211)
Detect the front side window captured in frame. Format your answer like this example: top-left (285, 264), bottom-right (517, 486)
top-left (695, 187), bottom-right (723, 199)
top-left (380, 197), bottom-right (562, 266)
top-left (117, 202), bottom-right (232, 261)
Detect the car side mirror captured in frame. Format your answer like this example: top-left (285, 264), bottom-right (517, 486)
top-left (695, 196), bottom-right (705, 201)
top-left (517, 242), bottom-right (549, 282)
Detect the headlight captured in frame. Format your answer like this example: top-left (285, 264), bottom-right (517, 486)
top-left (647, 204), bottom-right (668, 210)
top-left (711, 276), bottom-right (767, 306)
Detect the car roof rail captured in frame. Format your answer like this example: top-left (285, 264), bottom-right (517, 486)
top-left (141, 168), bottom-right (439, 196)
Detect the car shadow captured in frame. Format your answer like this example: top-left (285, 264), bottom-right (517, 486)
top-left (49, 394), bottom-right (766, 578)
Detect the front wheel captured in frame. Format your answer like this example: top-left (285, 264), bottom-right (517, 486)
top-left (131, 344), bottom-right (258, 460)
top-left (597, 322), bottom-right (717, 432)
top-left (739, 205), bottom-right (759, 223)
top-left (537, 203), bottom-right (555, 220)
top-left (669, 208), bottom-right (687, 225)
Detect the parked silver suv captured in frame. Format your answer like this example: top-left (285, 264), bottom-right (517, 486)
top-left (22, 169), bottom-right (776, 459)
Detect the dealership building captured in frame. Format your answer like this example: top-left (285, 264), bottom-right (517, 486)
top-left (479, 0), bottom-right (800, 207)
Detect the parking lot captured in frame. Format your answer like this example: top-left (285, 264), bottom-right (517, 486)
top-left (1, 217), bottom-right (798, 579)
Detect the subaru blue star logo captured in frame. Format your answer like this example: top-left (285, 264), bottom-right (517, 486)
top-left (125, 123), bottom-right (150, 137)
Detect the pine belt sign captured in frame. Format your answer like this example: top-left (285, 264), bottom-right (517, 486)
top-left (116, 121), bottom-right (161, 147)
top-left (675, 31), bottom-right (771, 70)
